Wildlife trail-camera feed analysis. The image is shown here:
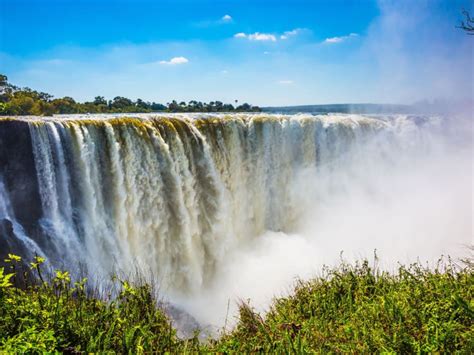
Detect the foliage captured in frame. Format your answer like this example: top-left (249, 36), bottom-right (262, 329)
top-left (0, 256), bottom-right (199, 353)
top-left (0, 74), bottom-right (261, 116)
top-left (165, 99), bottom-right (261, 113)
top-left (211, 258), bottom-right (474, 353)
top-left (0, 254), bottom-right (472, 353)
top-left (459, 9), bottom-right (474, 35)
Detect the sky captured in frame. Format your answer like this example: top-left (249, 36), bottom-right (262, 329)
top-left (0, 0), bottom-right (473, 106)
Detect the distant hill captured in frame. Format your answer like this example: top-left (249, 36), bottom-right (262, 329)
top-left (262, 103), bottom-right (413, 114)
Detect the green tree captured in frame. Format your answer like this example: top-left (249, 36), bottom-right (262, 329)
top-left (167, 100), bottom-right (180, 112)
top-left (0, 73), bottom-right (260, 115)
top-left (7, 94), bottom-right (35, 115)
top-left (51, 97), bottom-right (77, 114)
top-left (110, 96), bottom-right (133, 111)
top-left (93, 96), bottom-right (107, 105)
top-left (0, 74), bottom-right (8, 89)
top-left (150, 102), bottom-right (166, 111)
top-left (135, 98), bottom-right (151, 111)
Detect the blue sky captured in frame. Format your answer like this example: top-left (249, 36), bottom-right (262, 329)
top-left (0, 0), bottom-right (472, 106)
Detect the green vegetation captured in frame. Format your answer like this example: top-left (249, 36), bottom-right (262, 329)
top-left (0, 254), bottom-right (472, 353)
top-left (214, 258), bottom-right (473, 353)
top-left (0, 255), bottom-right (197, 353)
top-left (0, 74), bottom-right (261, 116)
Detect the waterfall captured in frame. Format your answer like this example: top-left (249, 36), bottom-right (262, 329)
top-left (0, 113), bottom-right (440, 293)
top-left (0, 175), bottom-right (45, 261)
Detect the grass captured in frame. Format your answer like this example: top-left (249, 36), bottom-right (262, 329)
top-left (212, 258), bottom-right (473, 353)
top-left (0, 254), bottom-right (472, 353)
top-left (0, 256), bottom-right (197, 353)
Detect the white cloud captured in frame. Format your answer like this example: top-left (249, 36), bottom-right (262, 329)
top-left (325, 37), bottom-right (344, 43)
top-left (236, 28), bottom-right (306, 41)
top-left (234, 32), bottom-right (277, 41)
top-left (249, 33), bottom-right (277, 41)
top-left (324, 33), bottom-right (359, 44)
top-left (159, 56), bottom-right (189, 65)
top-left (194, 14), bottom-right (234, 27)
top-left (280, 29), bottom-right (300, 40)
top-left (278, 80), bottom-right (294, 85)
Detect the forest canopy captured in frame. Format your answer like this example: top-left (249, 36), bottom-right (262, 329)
top-left (0, 74), bottom-right (261, 116)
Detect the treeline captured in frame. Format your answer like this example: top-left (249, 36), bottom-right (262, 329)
top-left (166, 99), bottom-right (260, 113)
top-left (0, 74), bottom-right (261, 116)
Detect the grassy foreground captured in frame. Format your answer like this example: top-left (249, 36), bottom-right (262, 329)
top-left (0, 256), bottom-right (472, 353)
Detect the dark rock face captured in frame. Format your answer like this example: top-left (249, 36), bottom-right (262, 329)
top-left (0, 218), bottom-right (25, 261)
top-left (0, 120), bottom-right (42, 236)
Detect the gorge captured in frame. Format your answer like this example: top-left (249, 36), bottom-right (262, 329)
top-left (0, 113), bottom-right (471, 329)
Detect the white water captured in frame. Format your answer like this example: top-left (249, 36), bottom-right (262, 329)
top-left (0, 176), bottom-right (46, 261)
top-left (2, 113), bottom-right (472, 331)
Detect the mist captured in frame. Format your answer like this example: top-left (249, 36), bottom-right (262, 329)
top-left (362, 0), bottom-right (473, 105)
top-left (172, 114), bottom-right (472, 331)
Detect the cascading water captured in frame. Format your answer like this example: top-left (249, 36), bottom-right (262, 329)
top-left (0, 114), bottom-right (380, 285)
top-left (0, 175), bottom-right (45, 262)
top-left (0, 113), bottom-right (470, 329)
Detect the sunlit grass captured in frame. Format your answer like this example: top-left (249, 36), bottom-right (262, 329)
top-left (0, 253), bottom-right (472, 353)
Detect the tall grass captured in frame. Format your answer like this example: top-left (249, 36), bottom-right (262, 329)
top-left (213, 258), bottom-right (474, 353)
top-left (0, 255), bottom-right (199, 353)
top-left (0, 254), bottom-right (472, 353)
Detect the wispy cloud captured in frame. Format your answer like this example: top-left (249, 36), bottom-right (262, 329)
top-left (159, 56), bottom-right (189, 65)
top-left (249, 33), bottom-right (276, 41)
top-left (235, 28), bottom-right (306, 42)
top-left (194, 14), bottom-right (234, 28)
top-left (278, 80), bottom-right (294, 85)
top-left (280, 29), bottom-right (301, 40)
top-left (234, 32), bottom-right (277, 41)
top-left (324, 33), bottom-right (359, 44)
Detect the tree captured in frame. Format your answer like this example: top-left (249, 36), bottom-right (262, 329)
top-left (459, 9), bottom-right (474, 34)
top-left (0, 75), bottom-right (18, 102)
top-left (167, 100), bottom-right (180, 112)
top-left (0, 75), bottom-right (10, 103)
top-left (6, 94), bottom-right (35, 115)
top-left (0, 74), bottom-right (8, 88)
top-left (51, 97), bottom-right (77, 114)
top-left (223, 103), bottom-right (234, 111)
top-left (93, 96), bottom-right (107, 105)
top-left (110, 96), bottom-right (133, 110)
top-left (31, 100), bottom-right (55, 116)
top-left (0, 74), bottom-right (261, 115)
top-left (236, 103), bottom-right (251, 112)
top-left (135, 98), bottom-right (148, 109)
top-left (150, 102), bottom-right (166, 111)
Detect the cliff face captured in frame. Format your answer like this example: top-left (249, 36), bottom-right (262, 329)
top-left (0, 120), bottom-right (43, 264)
top-left (0, 120), bottom-right (42, 234)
